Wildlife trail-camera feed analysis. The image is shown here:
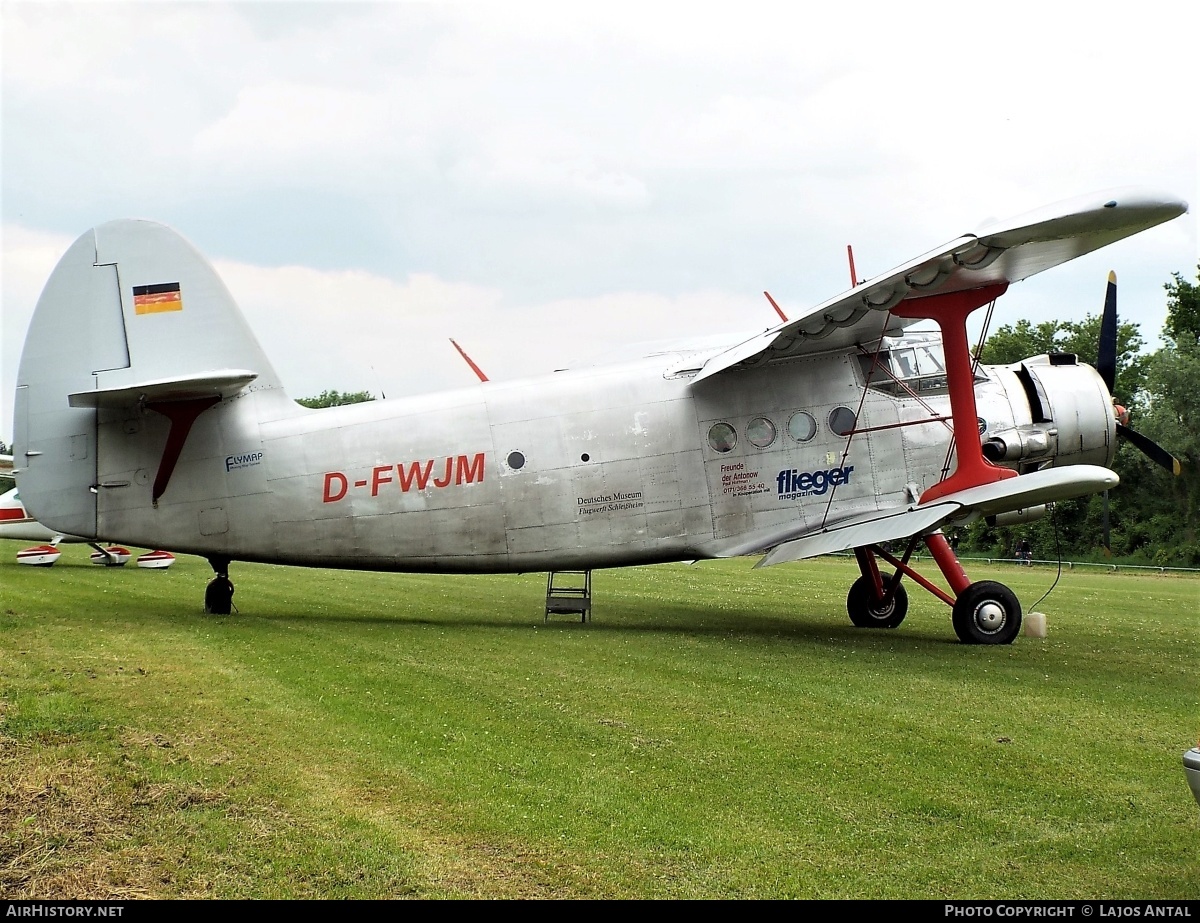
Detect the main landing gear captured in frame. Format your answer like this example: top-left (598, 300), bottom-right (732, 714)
top-left (847, 533), bottom-right (1021, 644)
top-left (204, 556), bottom-right (235, 615)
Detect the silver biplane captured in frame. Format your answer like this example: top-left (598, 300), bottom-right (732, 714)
top-left (10, 188), bottom-right (1187, 641)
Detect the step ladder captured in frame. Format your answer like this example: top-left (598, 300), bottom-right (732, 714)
top-left (545, 570), bottom-right (592, 622)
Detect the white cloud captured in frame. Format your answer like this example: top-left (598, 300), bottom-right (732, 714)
top-left (215, 257), bottom-right (762, 404)
top-left (1, 226), bottom-right (76, 439)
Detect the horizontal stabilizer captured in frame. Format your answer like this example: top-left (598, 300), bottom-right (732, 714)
top-left (67, 369), bottom-right (258, 409)
top-left (756, 465), bottom-right (1118, 567)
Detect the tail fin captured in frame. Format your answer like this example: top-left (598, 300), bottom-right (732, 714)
top-left (14, 220), bottom-right (296, 538)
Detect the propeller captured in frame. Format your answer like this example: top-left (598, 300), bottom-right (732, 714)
top-left (1117, 422), bottom-right (1183, 475)
top-left (1097, 272), bottom-right (1119, 395)
top-left (1097, 272), bottom-right (1182, 475)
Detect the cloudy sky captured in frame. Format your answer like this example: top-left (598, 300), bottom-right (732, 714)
top-left (2, 1), bottom-right (1196, 441)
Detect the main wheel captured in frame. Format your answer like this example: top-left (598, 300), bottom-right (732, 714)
top-left (847, 576), bottom-right (908, 629)
top-left (952, 580), bottom-right (1021, 644)
top-left (204, 576), bottom-right (234, 615)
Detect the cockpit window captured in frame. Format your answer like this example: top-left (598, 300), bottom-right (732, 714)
top-left (858, 335), bottom-right (960, 396)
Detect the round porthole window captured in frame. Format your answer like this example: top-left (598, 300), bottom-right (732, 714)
top-left (829, 407), bottom-right (857, 437)
top-left (746, 416), bottom-right (776, 448)
top-left (507, 451), bottom-right (526, 470)
top-left (787, 411), bottom-right (817, 443)
top-left (708, 422), bottom-right (737, 453)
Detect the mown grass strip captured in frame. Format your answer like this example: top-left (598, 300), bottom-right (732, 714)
top-left (2, 544), bottom-right (1197, 898)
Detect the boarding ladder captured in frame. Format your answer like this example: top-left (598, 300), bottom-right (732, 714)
top-left (545, 570), bottom-right (592, 622)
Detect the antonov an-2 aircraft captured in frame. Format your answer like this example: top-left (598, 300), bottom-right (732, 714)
top-left (11, 188), bottom-right (1188, 643)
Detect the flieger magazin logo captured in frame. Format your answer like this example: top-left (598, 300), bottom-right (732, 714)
top-left (776, 465), bottom-right (854, 500)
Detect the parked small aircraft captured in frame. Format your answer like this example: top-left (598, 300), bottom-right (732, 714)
top-left (10, 188), bottom-right (1187, 641)
top-left (0, 482), bottom-right (175, 568)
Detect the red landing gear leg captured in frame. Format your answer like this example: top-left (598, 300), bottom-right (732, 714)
top-left (925, 532), bottom-right (1022, 645)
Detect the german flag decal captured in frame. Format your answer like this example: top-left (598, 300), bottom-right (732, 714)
top-left (133, 282), bottom-right (183, 315)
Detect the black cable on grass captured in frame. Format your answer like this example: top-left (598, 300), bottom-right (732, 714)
top-left (1030, 502), bottom-right (1064, 611)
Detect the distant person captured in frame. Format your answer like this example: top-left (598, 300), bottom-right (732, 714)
top-left (1019, 537), bottom-right (1032, 566)
top-left (950, 530), bottom-right (961, 552)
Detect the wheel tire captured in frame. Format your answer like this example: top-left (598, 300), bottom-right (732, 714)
top-left (204, 576), bottom-right (234, 615)
top-left (952, 580), bottom-right (1021, 645)
top-left (847, 576), bottom-right (908, 629)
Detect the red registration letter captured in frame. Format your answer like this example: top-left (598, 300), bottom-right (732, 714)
top-left (323, 472), bottom-right (348, 503)
top-left (371, 464), bottom-right (393, 496)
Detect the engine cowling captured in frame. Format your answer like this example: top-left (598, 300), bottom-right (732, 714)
top-left (983, 353), bottom-right (1117, 471)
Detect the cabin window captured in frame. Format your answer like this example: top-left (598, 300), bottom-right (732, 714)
top-left (507, 451), bottom-right (526, 470)
top-left (829, 407), bottom-right (857, 437)
top-left (787, 412), bottom-right (816, 442)
top-left (746, 417), bottom-right (776, 448)
top-left (708, 422), bottom-right (737, 453)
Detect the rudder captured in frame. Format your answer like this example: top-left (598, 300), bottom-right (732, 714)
top-left (15, 219), bottom-right (297, 541)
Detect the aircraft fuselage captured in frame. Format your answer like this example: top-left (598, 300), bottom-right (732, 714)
top-left (79, 343), bottom-right (1105, 572)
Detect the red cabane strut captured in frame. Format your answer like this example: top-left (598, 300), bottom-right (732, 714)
top-left (853, 282), bottom-right (1012, 608)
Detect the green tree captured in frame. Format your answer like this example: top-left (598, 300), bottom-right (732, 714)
top-left (1163, 264), bottom-right (1200, 346)
top-left (0, 440), bottom-right (11, 493)
top-left (978, 314), bottom-right (1147, 410)
top-left (976, 318), bottom-right (1061, 364)
top-left (296, 390), bottom-right (374, 409)
top-left (1136, 266), bottom-right (1200, 560)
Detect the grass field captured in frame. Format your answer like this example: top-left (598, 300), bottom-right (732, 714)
top-left (2, 542), bottom-right (1197, 899)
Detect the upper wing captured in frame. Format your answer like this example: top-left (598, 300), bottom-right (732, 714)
top-left (690, 187), bottom-right (1187, 383)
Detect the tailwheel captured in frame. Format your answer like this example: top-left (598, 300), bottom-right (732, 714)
top-left (847, 576), bottom-right (908, 629)
top-left (204, 556), bottom-right (235, 615)
top-left (952, 580), bottom-right (1021, 645)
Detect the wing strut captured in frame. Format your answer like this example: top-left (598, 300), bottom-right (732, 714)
top-left (891, 282), bottom-right (1015, 504)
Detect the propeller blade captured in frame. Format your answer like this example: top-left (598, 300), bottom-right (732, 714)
top-left (1118, 423), bottom-right (1182, 475)
top-left (1097, 270), bottom-right (1118, 393)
